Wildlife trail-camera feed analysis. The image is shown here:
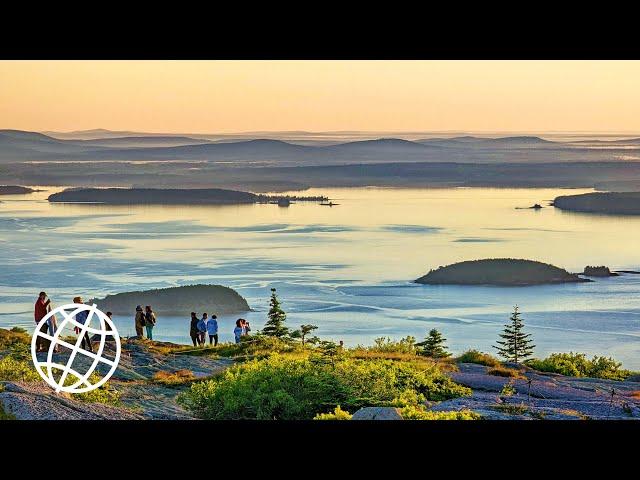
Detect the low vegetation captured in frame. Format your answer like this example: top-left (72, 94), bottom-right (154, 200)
top-left (456, 349), bottom-right (501, 367)
top-left (526, 352), bottom-right (633, 380)
top-left (399, 405), bottom-right (481, 420)
top-left (152, 369), bottom-right (196, 386)
top-left (313, 405), bottom-right (352, 420)
top-left (177, 353), bottom-right (471, 420)
top-left (487, 365), bottom-right (524, 378)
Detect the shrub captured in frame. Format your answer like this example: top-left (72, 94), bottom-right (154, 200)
top-left (313, 405), bottom-right (352, 420)
top-left (153, 369), bottom-right (196, 386)
top-left (526, 352), bottom-right (632, 380)
top-left (0, 327), bottom-right (30, 350)
top-left (366, 336), bottom-right (417, 354)
top-left (456, 349), bottom-right (501, 367)
top-left (0, 357), bottom-right (41, 382)
top-left (487, 366), bottom-right (524, 378)
top-left (400, 405), bottom-right (481, 420)
top-left (177, 354), bottom-right (471, 420)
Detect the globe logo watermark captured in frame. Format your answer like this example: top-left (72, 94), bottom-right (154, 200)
top-left (31, 303), bottom-right (121, 393)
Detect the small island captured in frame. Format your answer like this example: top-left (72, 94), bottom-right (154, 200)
top-left (582, 266), bottom-right (619, 277)
top-left (553, 192), bottom-right (640, 215)
top-left (89, 284), bottom-right (251, 315)
top-left (415, 258), bottom-right (589, 286)
top-left (0, 185), bottom-right (39, 195)
top-left (48, 187), bottom-right (328, 205)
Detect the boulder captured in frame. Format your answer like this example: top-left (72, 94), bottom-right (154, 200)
top-left (351, 407), bottom-right (403, 420)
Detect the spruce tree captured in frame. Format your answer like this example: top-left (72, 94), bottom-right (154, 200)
top-left (416, 328), bottom-right (450, 358)
top-left (493, 305), bottom-right (535, 363)
top-left (262, 288), bottom-right (289, 337)
top-left (290, 324), bottom-right (318, 347)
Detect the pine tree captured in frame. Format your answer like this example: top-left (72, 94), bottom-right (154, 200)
top-left (493, 305), bottom-right (535, 363)
top-left (290, 324), bottom-right (318, 347)
top-left (262, 288), bottom-right (289, 337)
top-left (416, 328), bottom-right (450, 358)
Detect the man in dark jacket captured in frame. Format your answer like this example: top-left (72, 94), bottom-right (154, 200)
top-left (189, 312), bottom-right (200, 346)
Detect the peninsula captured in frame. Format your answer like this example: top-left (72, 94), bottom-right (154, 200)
top-left (415, 258), bottom-right (588, 286)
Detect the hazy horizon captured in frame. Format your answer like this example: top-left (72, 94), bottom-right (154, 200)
top-left (3, 61), bottom-right (640, 133)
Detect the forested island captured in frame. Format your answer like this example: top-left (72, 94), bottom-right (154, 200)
top-left (90, 284), bottom-right (251, 315)
top-left (47, 187), bottom-right (328, 205)
top-left (415, 258), bottom-right (588, 286)
top-left (553, 192), bottom-right (640, 215)
top-left (0, 185), bottom-right (38, 195)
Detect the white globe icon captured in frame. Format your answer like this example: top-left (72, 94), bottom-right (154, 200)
top-left (31, 303), bottom-right (121, 394)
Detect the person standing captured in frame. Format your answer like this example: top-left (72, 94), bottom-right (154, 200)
top-left (144, 306), bottom-right (156, 340)
top-left (73, 296), bottom-right (93, 352)
top-left (134, 305), bottom-right (145, 338)
top-left (234, 319), bottom-right (244, 344)
top-left (207, 314), bottom-right (219, 346)
top-left (34, 291), bottom-right (51, 352)
top-left (197, 313), bottom-right (208, 346)
top-left (189, 312), bottom-right (200, 347)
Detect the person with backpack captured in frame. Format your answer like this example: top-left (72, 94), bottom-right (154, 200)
top-left (197, 313), bottom-right (208, 346)
top-left (144, 305), bottom-right (156, 340)
top-left (134, 305), bottom-right (145, 338)
top-left (207, 314), bottom-right (219, 346)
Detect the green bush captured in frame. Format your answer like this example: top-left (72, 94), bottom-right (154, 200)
top-left (0, 327), bottom-right (30, 350)
top-left (400, 405), bottom-right (481, 420)
top-left (177, 354), bottom-right (471, 420)
top-left (365, 336), bottom-right (417, 354)
top-left (526, 352), bottom-right (632, 380)
top-left (313, 405), bottom-right (352, 420)
top-left (62, 371), bottom-right (121, 405)
top-left (0, 357), bottom-right (41, 382)
top-left (456, 349), bottom-right (501, 367)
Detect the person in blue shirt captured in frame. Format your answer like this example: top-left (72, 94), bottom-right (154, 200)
top-left (234, 318), bottom-right (244, 344)
top-left (73, 296), bottom-right (93, 352)
top-left (197, 313), bottom-right (208, 347)
top-left (207, 314), bottom-right (219, 346)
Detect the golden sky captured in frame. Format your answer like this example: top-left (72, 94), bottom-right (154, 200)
top-left (1, 60), bottom-right (639, 133)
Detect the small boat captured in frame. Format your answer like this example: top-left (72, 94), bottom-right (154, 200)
top-left (277, 198), bottom-right (291, 207)
top-left (320, 201), bottom-right (339, 207)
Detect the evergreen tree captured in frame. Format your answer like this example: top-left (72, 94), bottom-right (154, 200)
top-left (262, 288), bottom-right (289, 337)
top-left (416, 328), bottom-right (450, 358)
top-left (290, 324), bottom-right (318, 347)
top-left (493, 305), bottom-right (535, 363)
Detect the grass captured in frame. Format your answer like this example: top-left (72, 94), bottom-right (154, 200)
top-left (152, 369), bottom-right (196, 386)
top-left (629, 391), bottom-right (640, 401)
top-left (0, 403), bottom-right (15, 420)
top-left (0, 327), bottom-right (30, 350)
top-left (494, 403), bottom-right (528, 415)
top-left (456, 349), bottom-right (502, 367)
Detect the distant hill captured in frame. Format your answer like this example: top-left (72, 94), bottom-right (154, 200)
top-left (415, 258), bottom-right (587, 286)
top-left (416, 136), bottom-right (555, 148)
top-left (48, 187), bottom-right (259, 204)
top-left (74, 136), bottom-right (212, 147)
top-left (553, 191), bottom-right (640, 215)
top-left (89, 284), bottom-right (251, 315)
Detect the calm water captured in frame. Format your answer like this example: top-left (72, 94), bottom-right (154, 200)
top-left (1, 186), bottom-right (640, 368)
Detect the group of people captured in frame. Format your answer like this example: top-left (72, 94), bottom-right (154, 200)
top-left (34, 291), bottom-right (252, 351)
top-left (134, 305), bottom-right (157, 339)
top-left (33, 292), bottom-right (114, 353)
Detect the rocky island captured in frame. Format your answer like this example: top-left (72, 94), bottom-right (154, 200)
top-left (415, 258), bottom-right (588, 286)
top-left (553, 191), bottom-right (640, 215)
top-left (90, 284), bottom-right (251, 315)
top-left (582, 265), bottom-right (619, 277)
top-left (48, 187), bottom-right (328, 205)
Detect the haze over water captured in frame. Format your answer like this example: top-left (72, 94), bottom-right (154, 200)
top-left (1, 186), bottom-right (639, 368)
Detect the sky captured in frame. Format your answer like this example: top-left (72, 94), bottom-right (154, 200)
top-left (1, 60), bottom-right (640, 134)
